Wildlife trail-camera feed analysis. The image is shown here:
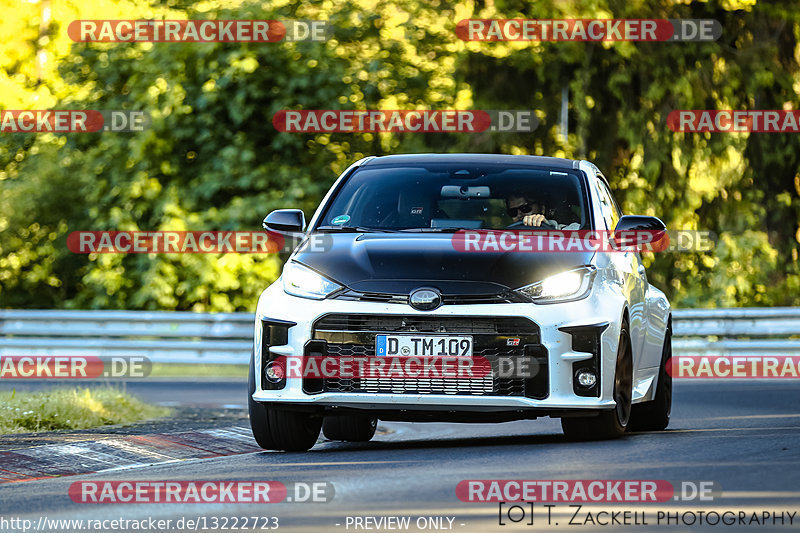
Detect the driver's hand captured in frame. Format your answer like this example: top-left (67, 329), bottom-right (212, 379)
top-left (522, 214), bottom-right (546, 226)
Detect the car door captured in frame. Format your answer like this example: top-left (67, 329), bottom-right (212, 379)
top-left (592, 176), bottom-right (649, 370)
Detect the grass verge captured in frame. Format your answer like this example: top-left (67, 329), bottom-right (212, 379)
top-left (149, 363), bottom-right (248, 378)
top-left (0, 387), bottom-right (171, 435)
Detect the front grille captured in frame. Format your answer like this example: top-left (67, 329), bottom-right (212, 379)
top-left (322, 343), bottom-right (525, 395)
top-left (443, 293), bottom-right (528, 305)
top-left (313, 315), bottom-right (540, 337)
top-left (306, 314), bottom-right (547, 398)
top-left (332, 291), bottom-right (528, 305)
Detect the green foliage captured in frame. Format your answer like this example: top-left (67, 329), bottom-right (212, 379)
top-left (1, 0), bottom-right (799, 310)
top-left (0, 387), bottom-right (170, 434)
top-left (150, 362), bottom-right (248, 377)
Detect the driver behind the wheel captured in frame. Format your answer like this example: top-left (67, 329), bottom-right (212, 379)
top-left (506, 195), bottom-right (547, 226)
top-left (505, 195), bottom-right (581, 229)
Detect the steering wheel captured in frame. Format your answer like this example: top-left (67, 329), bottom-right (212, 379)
top-left (507, 219), bottom-right (559, 229)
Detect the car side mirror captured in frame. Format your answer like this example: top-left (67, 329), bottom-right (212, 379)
top-left (263, 209), bottom-right (306, 233)
top-left (613, 215), bottom-right (667, 248)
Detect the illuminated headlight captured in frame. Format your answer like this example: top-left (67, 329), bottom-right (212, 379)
top-left (282, 261), bottom-right (342, 300)
top-left (516, 266), bottom-right (596, 303)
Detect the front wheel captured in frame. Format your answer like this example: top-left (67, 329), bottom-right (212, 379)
top-left (629, 325), bottom-right (672, 431)
top-left (248, 352), bottom-right (322, 451)
top-left (561, 322), bottom-right (633, 440)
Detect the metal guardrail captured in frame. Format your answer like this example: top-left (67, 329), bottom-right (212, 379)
top-left (672, 307), bottom-right (800, 357)
top-left (0, 308), bottom-right (798, 364)
top-left (0, 310), bottom-right (254, 364)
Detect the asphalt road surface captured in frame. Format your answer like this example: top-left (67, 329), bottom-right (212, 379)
top-left (1, 380), bottom-right (798, 532)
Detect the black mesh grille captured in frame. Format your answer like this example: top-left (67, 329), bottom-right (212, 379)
top-left (307, 314), bottom-right (547, 398)
top-left (321, 343), bottom-right (526, 396)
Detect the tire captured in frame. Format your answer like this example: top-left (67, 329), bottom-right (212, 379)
top-left (322, 415), bottom-right (378, 442)
top-left (629, 325), bottom-right (672, 431)
top-left (561, 321), bottom-right (633, 440)
top-left (248, 352), bottom-right (322, 451)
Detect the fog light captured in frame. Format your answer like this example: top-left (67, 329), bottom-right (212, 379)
top-left (264, 361), bottom-right (285, 382)
top-left (576, 369), bottom-right (597, 388)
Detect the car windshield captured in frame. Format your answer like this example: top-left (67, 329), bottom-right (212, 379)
top-left (316, 163), bottom-right (588, 231)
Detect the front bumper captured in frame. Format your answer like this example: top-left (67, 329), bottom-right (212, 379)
top-left (251, 281), bottom-right (626, 413)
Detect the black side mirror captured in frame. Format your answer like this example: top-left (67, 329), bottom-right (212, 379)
top-left (613, 215), bottom-right (667, 247)
top-left (263, 209), bottom-right (306, 233)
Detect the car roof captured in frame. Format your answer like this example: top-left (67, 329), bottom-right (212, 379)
top-left (361, 153), bottom-right (579, 169)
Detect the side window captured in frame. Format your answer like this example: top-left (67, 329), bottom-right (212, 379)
top-left (593, 177), bottom-right (622, 230)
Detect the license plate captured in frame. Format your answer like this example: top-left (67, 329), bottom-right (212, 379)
top-left (375, 334), bottom-right (473, 357)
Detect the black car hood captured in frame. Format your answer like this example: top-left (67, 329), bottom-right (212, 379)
top-left (294, 233), bottom-right (594, 296)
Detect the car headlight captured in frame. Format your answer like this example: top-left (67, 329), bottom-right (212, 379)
top-left (282, 261), bottom-right (342, 300)
top-left (516, 266), bottom-right (596, 303)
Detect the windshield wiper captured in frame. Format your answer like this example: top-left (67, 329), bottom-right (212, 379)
top-left (316, 225), bottom-right (399, 233)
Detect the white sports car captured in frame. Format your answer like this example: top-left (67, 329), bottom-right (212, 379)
top-left (249, 154), bottom-right (672, 451)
